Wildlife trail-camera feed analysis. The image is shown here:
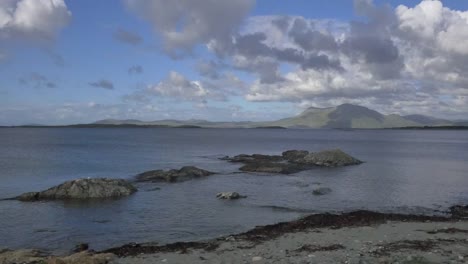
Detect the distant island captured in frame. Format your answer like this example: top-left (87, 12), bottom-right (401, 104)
top-left (2, 104), bottom-right (468, 129)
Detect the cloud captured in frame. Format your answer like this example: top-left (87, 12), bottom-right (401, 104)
top-left (18, 72), bottom-right (57, 88)
top-left (207, 17), bottom-right (344, 85)
top-left (128, 65), bottom-right (143, 74)
top-left (287, 17), bottom-right (339, 52)
top-left (0, 0), bottom-right (71, 62)
top-left (151, 71), bottom-right (209, 100)
top-left (0, 0), bottom-right (71, 41)
top-left (123, 0), bottom-right (254, 56)
top-left (196, 60), bottom-right (222, 80)
top-left (113, 28), bottom-right (142, 46)
top-left (124, 71), bottom-right (238, 104)
top-left (203, 0), bottom-right (466, 120)
top-left (89, 79), bottom-right (114, 90)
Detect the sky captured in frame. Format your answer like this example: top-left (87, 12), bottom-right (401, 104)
top-left (1, 0), bottom-right (468, 125)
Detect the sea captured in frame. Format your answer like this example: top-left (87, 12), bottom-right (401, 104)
top-left (0, 128), bottom-right (467, 253)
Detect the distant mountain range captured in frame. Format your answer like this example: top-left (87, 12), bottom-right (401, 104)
top-left (88, 104), bottom-right (467, 129)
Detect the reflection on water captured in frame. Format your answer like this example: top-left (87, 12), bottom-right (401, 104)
top-left (0, 128), bottom-right (467, 253)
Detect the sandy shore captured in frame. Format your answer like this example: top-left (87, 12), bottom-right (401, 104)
top-left (2, 210), bottom-right (468, 264)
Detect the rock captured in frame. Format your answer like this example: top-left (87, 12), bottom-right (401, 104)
top-left (295, 149), bottom-right (362, 167)
top-left (216, 192), bottom-right (246, 200)
top-left (282, 150), bottom-right (309, 161)
top-left (73, 243), bottom-right (89, 253)
top-left (252, 256), bottom-right (263, 262)
top-left (312, 187), bottom-right (332, 195)
top-left (221, 154), bottom-right (283, 163)
top-left (222, 149), bottom-right (362, 174)
top-left (15, 178), bottom-right (137, 201)
top-left (449, 205), bottom-right (468, 218)
top-left (135, 166), bottom-right (215, 183)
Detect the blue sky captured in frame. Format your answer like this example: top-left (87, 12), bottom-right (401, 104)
top-left (1, 0), bottom-right (468, 125)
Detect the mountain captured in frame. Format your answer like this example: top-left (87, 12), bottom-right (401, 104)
top-left (91, 104), bottom-right (460, 129)
top-left (265, 104), bottom-right (419, 129)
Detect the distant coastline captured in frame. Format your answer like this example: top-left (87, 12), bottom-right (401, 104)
top-left (2, 124), bottom-right (468, 130)
top-left (1, 104), bottom-right (467, 129)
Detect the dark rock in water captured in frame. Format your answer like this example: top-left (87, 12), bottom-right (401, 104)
top-left (222, 149), bottom-right (362, 174)
top-left (312, 187), bottom-right (332, 196)
top-left (135, 166), bottom-right (215, 183)
top-left (15, 178), bottom-right (137, 201)
top-left (294, 149), bottom-right (363, 167)
top-left (282, 150), bottom-right (309, 161)
top-left (222, 154), bottom-right (283, 163)
top-left (73, 243), bottom-right (89, 253)
top-left (239, 162), bottom-right (307, 174)
top-left (216, 192), bottom-right (246, 200)
top-left (450, 205), bottom-right (468, 218)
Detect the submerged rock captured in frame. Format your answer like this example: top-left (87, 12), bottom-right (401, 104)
top-left (222, 149), bottom-right (362, 174)
top-left (216, 192), bottom-right (246, 200)
top-left (312, 187), bottom-right (332, 196)
top-left (16, 178), bottom-right (137, 201)
top-left (294, 149), bottom-right (363, 167)
top-left (135, 166), bottom-right (215, 183)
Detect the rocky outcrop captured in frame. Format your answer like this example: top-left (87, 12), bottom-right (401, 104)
top-left (221, 149), bottom-right (362, 174)
top-left (15, 178), bottom-right (137, 201)
top-left (135, 166), bottom-right (215, 183)
top-left (282, 150), bottom-right (309, 161)
top-left (294, 149), bottom-right (362, 167)
top-left (216, 192), bottom-right (246, 200)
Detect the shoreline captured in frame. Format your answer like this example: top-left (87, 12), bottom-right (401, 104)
top-left (101, 210), bottom-right (454, 257)
top-left (2, 207), bottom-right (468, 264)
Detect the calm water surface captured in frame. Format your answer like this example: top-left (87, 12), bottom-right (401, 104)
top-left (0, 128), bottom-right (467, 253)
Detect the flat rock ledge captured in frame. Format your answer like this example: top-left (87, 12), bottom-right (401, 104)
top-left (135, 166), bottom-right (215, 183)
top-left (15, 178), bottom-right (137, 201)
top-left (221, 149), bottom-right (362, 174)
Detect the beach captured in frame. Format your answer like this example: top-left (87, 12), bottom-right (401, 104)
top-left (114, 220), bottom-right (468, 264)
top-left (2, 209), bottom-right (468, 264)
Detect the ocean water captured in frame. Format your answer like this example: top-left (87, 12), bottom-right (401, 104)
top-left (0, 128), bottom-right (467, 253)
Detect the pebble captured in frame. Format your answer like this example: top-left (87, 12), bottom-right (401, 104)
top-left (252, 256), bottom-right (263, 262)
